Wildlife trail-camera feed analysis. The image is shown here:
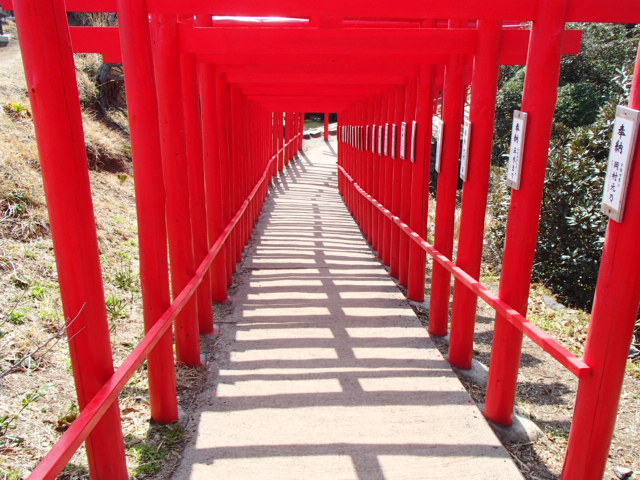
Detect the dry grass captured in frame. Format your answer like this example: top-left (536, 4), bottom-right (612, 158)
top-left (0, 27), bottom-right (199, 480)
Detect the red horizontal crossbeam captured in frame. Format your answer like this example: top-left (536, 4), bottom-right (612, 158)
top-left (180, 26), bottom-right (477, 56)
top-left (188, 28), bottom-right (582, 66)
top-left (219, 62), bottom-right (419, 77)
top-left (154, 0), bottom-right (640, 23)
top-left (338, 165), bottom-right (592, 379)
top-left (256, 99), bottom-right (353, 112)
top-left (66, 26), bottom-right (580, 70)
top-left (239, 84), bottom-right (385, 96)
top-left (69, 27), bottom-right (121, 63)
top-left (226, 72), bottom-right (410, 85)
top-left (2, 0), bottom-right (638, 23)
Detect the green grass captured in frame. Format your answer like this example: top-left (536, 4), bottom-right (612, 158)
top-left (129, 424), bottom-right (186, 477)
top-left (304, 119), bottom-right (324, 130)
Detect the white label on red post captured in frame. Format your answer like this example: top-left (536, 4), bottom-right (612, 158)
top-left (365, 125), bottom-right (370, 151)
top-left (384, 124), bottom-right (389, 156)
top-left (372, 124), bottom-right (377, 153)
top-left (507, 110), bottom-right (528, 190)
top-left (391, 124), bottom-right (397, 159)
top-left (433, 116), bottom-right (444, 172)
top-left (378, 125), bottom-right (383, 155)
top-left (411, 120), bottom-right (417, 163)
top-left (460, 119), bottom-right (472, 181)
top-left (602, 106), bottom-right (640, 222)
top-left (400, 122), bottom-right (407, 160)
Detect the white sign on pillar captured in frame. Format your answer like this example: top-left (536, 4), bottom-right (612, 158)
top-left (460, 119), bottom-right (472, 181)
top-left (391, 124), bottom-right (397, 159)
top-left (506, 110), bottom-right (528, 190)
top-left (400, 122), bottom-right (407, 160)
top-left (384, 124), bottom-right (389, 156)
top-left (365, 125), bottom-right (370, 151)
top-left (602, 106), bottom-right (640, 222)
top-left (372, 124), bottom-right (377, 153)
top-left (410, 120), bottom-right (418, 162)
top-left (433, 116), bottom-right (444, 172)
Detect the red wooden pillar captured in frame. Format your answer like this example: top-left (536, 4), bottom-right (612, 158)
top-left (429, 24), bottom-right (466, 335)
top-left (448, 20), bottom-right (502, 368)
top-left (367, 100), bottom-right (380, 246)
top-left (398, 76), bottom-right (418, 287)
top-left (218, 76), bottom-right (233, 283)
top-left (407, 64), bottom-right (434, 301)
top-left (324, 112), bottom-right (330, 141)
top-left (198, 62), bottom-right (228, 304)
top-left (12, 0), bottom-right (128, 477)
top-left (562, 41), bottom-right (640, 480)
top-left (381, 88), bottom-right (396, 267)
top-left (389, 84), bottom-right (405, 277)
top-left (388, 90), bottom-right (399, 265)
top-left (214, 69), bottom-right (232, 298)
top-left (277, 112), bottom-right (285, 172)
top-left (118, 0), bottom-right (179, 423)
top-left (377, 90), bottom-right (389, 261)
top-left (179, 17), bottom-right (214, 335)
top-left (272, 112), bottom-right (279, 177)
top-left (485, 0), bottom-right (568, 425)
top-left (299, 112), bottom-right (305, 151)
top-left (151, 13), bottom-right (201, 367)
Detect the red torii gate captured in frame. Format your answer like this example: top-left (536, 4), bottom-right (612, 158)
top-left (3, 0), bottom-right (640, 478)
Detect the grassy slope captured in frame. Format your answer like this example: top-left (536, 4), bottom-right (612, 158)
top-left (0, 26), bottom-right (204, 480)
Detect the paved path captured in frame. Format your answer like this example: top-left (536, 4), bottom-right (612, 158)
top-left (174, 140), bottom-right (523, 480)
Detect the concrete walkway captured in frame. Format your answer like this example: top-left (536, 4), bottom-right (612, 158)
top-left (173, 140), bottom-right (523, 479)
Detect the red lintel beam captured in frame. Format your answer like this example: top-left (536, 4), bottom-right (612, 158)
top-left (226, 73), bottom-right (409, 85)
top-left (219, 63), bottom-right (419, 77)
top-left (65, 27), bottom-right (582, 66)
top-left (180, 27), bottom-right (477, 56)
top-left (148, 0), bottom-right (535, 20)
top-left (69, 27), bottom-right (122, 63)
top-left (254, 99), bottom-right (354, 112)
top-left (238, 84), bottom-right (385, 96)
top-left (197, 53), bottom-right (451, 67)
top-left (146, 0), bottom-right (640, 23)
top-left (2, 0), bottom-right (639, 23)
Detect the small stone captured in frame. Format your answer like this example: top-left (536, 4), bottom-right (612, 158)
top-left (629, 345), bottom-right (640, 360)
top-left (613, 466), bottom-right (636, 479)
top-left (543, 295), bottom-right (566, 310)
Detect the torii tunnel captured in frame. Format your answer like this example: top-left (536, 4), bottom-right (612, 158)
top-left (4, 0), bottom-right (640, 478)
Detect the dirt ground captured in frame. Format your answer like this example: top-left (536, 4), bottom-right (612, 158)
top-left (408, 274), bottom-right (640, 480)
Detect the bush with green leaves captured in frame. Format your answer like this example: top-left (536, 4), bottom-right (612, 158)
top-left (486, 72), bottom-right (631, 310)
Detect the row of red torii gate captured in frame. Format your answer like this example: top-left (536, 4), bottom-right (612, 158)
top-left (4, 0), bottom-right (640, 478)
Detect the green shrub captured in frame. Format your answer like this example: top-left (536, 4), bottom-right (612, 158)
top-left (486, 72), bottom-right (631, 310)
